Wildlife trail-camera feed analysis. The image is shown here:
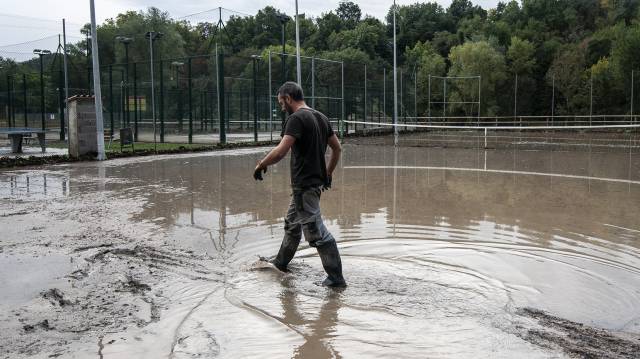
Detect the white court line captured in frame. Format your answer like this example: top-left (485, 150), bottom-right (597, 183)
top-left (343, 165), bottom-right (640, 186)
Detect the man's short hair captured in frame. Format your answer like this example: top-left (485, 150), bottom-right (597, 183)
top-left (277, 81), bottom-right (304, 101)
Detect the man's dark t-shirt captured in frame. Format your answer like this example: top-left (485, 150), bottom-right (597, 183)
top-left (281, 108), bottom-right (334, 188)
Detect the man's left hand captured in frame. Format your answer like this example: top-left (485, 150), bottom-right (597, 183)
top-left (322, 175), bottom-right (332, 191)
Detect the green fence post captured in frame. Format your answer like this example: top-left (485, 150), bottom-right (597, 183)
top-left (109, 65), bottom-right (114, 138)
top-left (7, 75), bottom-right (13, 127)
top-left (204, 90), bottom-right (208, 131)
top-left (59, 70), bottom-right (65, 140)
top-left (11, 76), bottom-right (16, 127)
top-left (40, 61), bottom-right (45, 131)
top-left (23, 74), bottom-right (27, 127)
top-left (200, 92), bottom-right (204, 131)
top-left (217, 51), bottom-right (226, 144)
top-left (133, 62), bottom-right (138, 141)
top-left (253, 56), bottom-right (258, 143)
top-left (177, 68), bottom-right (183, 132)
top-left (188, 57), bottom-right (193, 144)
top-left (159, 60), bottom-right (165, 143)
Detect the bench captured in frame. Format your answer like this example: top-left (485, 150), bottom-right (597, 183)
top-left (0, 128), bottom-right (47, 153)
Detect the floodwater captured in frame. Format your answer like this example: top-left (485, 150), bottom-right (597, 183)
top-left (1, 143), bottom-right (640, 358)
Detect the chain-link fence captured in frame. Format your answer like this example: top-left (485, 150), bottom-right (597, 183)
top-left (2, 51), bottom-right (639, 143)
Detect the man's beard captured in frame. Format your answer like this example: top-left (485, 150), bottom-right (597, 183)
top-left (285, 103), bottom-right (294, 115)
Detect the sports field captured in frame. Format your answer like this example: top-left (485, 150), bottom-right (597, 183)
top-left (1, 140), bottom-right (639, 358)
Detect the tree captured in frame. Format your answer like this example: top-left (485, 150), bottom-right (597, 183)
top-left (507, 36), bottom-right (536, 75)
top-left (546, 45), bottom-right (589, 115)
top-left (327, 17), bottom-right (387, 59)
top-left (308, 12), bottom-right (343, 51)
top-left (252, 7), bottom-right (286, 50)
top-left (448, 0), bottom-right (487, 25)
top-left (431, 31), bottom-right (459, 59)
top-left (448, 41), bottom-right (507, 116)
top-left (386, 2), bottom-right (452, 61)
top-left (590, 57), bottom-right (625, 114)
top-left (405, 41), bottom-right (446, 115)
top-left (109, 8), bottom-right (186, 63)
top-left (611, 23), bottom-right (640, 84)
top-left (336, 1), bottom-right (361, 30)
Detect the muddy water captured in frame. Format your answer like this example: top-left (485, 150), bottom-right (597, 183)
top-left (1, 145), bottom-right (640, 358)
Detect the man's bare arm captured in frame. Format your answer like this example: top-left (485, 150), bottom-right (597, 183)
top-left (257, 135), bottom-right (296, 169)
top-left (326, 134), bottom-right (341, 177)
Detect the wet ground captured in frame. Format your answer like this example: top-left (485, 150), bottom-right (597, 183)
top-left (1, 143), bottom-right (640, 358)
top-left (0, 146), bottom-right (68, 157)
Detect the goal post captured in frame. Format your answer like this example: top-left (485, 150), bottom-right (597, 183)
top-left (427, 75), bottom-right (481, 124)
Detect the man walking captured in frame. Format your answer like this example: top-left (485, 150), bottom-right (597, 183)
top-left (253, 81), bottom-right (346, 287)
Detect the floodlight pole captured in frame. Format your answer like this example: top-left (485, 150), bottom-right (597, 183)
top-left (62, 19), bottom-right (70, 140)
top-left (392, 0), bottom-right (398, 143)
top-left (268, 51), bottom-right (273, 141)
top-left (311, 56), bottom-right (315, 108)
top-left (36, 52), bottom-right (46, 131)
top-left (341, 61), bottom-right (345, 138)
top-left (251, 55), bottom-right (259, 142)
top-left (295, 0), bottom-right (301, 86)
top-left (89, 0), bottom-right (106, 160)
top-left (116, 36), bottom-right (133, 127)
top-left (146, 31), bottom-right (163, 153)
top-left (33, 50), bottom-right (52, 131)
top-left (276, 14), bottom-right (290, 83)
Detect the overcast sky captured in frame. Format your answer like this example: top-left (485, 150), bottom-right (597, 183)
top-left (0, 0), bottom-right (501, 60)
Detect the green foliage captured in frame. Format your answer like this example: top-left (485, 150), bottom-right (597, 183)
top-left (336, 1), bottom-right (362, 30)
top-left (406, 42), bottom-right (446, 114)
top-left (107, 8), bottom-right (186, 63)
top-left (507, 36), bottom-right (536, 75)
top-left (4, 0), bottom-right (640, 120)
top-left (610, 23), bottom-right (640, 82)
top-left (546, 45), bottom-right (588, 114)
top-left (386, 2), bottom-right (451, 58)
top-left (448, 41), bottom-right (506, 115)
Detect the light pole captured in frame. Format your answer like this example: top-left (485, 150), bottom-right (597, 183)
top-left (294, 1), bottom-right (302, 85)
top-left (171, 61), bottom-right (184, 132)
top-left (115, 36), bottom-right (133, 127)
top-left (251, 55), bottom-right (260, 142)
top-left (33, 49), bottom-right (51, 131)
top-left (276, 13), bottom-right (290, 128)
top-left (145, 31), bottom-right (164, 153)
top-left (276, 13), bottom-right (290, 83)
top-left (89, 0), bottom-right (106, 160)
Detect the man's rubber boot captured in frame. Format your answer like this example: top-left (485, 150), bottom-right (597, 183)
top-left (271, 233), bottom-right (301, 272)
top-left (316, 240), bottom-right (346, 287)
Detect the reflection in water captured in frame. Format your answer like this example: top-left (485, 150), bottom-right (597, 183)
top-left (277, 276), bottom-right (343, 359)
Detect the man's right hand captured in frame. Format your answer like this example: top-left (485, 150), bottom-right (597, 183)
top-left (253, 162), bottom-right (267, 181)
